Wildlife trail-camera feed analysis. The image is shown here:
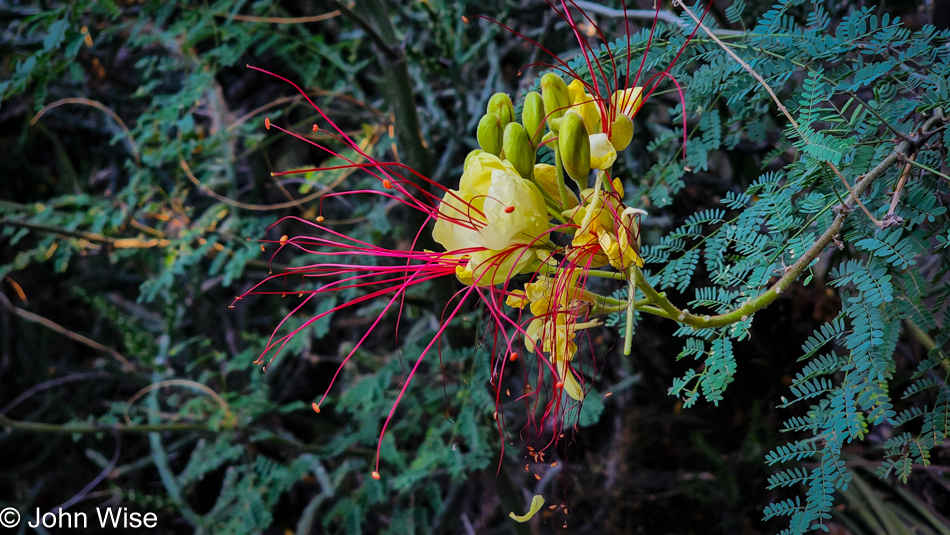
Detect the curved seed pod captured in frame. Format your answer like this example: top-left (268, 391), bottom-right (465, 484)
top-left (558, 111), bottom-right (590, 188)
top-left (522, 91), bottom-right (546, 146)
top-left (609, 113), bottom-right (634, 152)
top-left (487, 93), bottom-right (515, 126)
top-left (541, 73), bottom-right (569, 129)
top-left (477, 113), bottom-right (503, 156)
top-left (503, 122), bottom-right (534, 178)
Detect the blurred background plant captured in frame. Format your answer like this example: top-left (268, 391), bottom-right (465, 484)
top-left (1, 0), bottom-right (948, 534)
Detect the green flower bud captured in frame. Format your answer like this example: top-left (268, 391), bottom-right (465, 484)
top-left (609, 113), bottom-right (634, 152)
top-left (558, 111), bottom-right (590, 188)
top-left (487, 93), bottom-right (515, 126)
top-left (503, 122), bottom-right (534, 178)
top-left (477, 113), bottom-right (504, 156)
top-left (522, 91), bottom-right (546, 146)
top-left (541, 73), bottom-right (569, 129)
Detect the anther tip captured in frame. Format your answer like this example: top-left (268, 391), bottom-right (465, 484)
top-left (312, 402), bottom-right (321, 413)
top-left (555, 381), bottom-right (564, 389)
top-left (461, 15), bottom-right (469, 23)
top-left (371, 471), bottom-right (381, 480)
top-left (504, 206), bottom-right (515, 213)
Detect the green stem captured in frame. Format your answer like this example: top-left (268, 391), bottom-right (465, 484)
top-left (633, 108), bottom-right (947, 330)
top-left (904, 320), bottom-right (950, 375)
top-left (623, 266), bottom-right (637, 355)
top-left (904, 157), bottom-right (950, 182)
top-left (553, 142), bottom-right (570, 208)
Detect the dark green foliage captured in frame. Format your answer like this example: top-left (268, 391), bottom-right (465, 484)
top-left (3, 0), bottom-right (950, 533)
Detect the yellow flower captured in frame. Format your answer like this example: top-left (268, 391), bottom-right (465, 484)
top-left (432, 152), bottom-right (550, 286)
top-left (567, 79), bottom-right (602, 134)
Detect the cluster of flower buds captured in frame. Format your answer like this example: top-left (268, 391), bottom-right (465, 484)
top-left (430, 72), bottom-right (648, 403)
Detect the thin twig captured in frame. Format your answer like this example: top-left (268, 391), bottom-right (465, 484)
top-left (217, 11), bottom-right (340, 24)
top-left (886, 154), bottom-right (916, 218)
top-left (573, 0), bottom-right (745, 36)
top-left (0, 292), bottom-right (134, 370)
top-left (1, 371), bottom-right (110, 415)
top-left (30, 98), bottom-right (140, 167)
top-left (827, 163), bottom-right (883, 227)
top-left (179, 121), bottom-right (376, 211)
top-left (672, 0), bottom-right (799, 131)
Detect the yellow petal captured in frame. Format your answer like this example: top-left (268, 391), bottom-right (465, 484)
top-left (506, 290), bottom-right (528, 308)
top-left (589, 133), bottom-right (617, 170)
top-left (557, 360), bottom-right (584, 401)
top-left (509, 495), bottom-right (545, 522)
top-left (611, 87), bottom-right (643, 117)
top-left (534, 164), bottom-right (579, 208)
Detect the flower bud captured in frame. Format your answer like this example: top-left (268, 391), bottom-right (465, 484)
top-left (534, 164), bottom-right (579, 208)
top-left (487, 93), bottom-right (515, 126)
top-left (541, 73), bottom-right (569, 128)
top-left (503, 122), bottom-right (534, 178)
top-left (609, 113), bottom-right (634, 152)
top-left (477, 113), bottom-right (504, 156)
top-left (558, 111), bottom-right (591, 188)
top-left (521, 91), bottom-right (545, 146)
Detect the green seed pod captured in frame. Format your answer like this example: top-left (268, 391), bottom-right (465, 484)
top-left (609, 113), bottom-right (634, 152)
top-left (477, 113), bottom-right (504, 156)
top-left (522, 91), bottom-right (546, 146)
top-left (558, 111), bottom-right (591, 188)
top-left (503, 122), bottom-right (534, 178)
top-left (541, 73), bottom-right (569, 129)
top-left (487, 93), bottom-right (515, 126)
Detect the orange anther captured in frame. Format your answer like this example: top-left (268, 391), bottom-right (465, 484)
top-left (316, 216), bottom-right (325, 223)
top-left (461, 15), bottom-right (470, 23)
top-left (279, 235), bottom-right (289, 245)
top-left (312, 402), bottom-right (321, 413)
top-left (371, 471), bottom-right (381, 480)
top-left (534, 474), bottom-right (541, 480)
top-left (382, 179), bottom-right (393, 189)
top-left (504, 206), bottom-right (515, 213)
top-left (312, 124), bottom-right (319, 132)
top-left (551, 462), bottom-right (558, 467)
top-left (260, 244), bottom-right (265, 252)
top-left (493, 411), bottom-right (498, 420)
top-left (264, 117), bottom-right (271, 130)
top-left (509, 352), bottom-right (519, 361)
top-left (555, 381), bottom-right (564, 389)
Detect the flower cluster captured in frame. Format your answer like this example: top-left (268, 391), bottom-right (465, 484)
top-left (237, 0), bottom-right (707, 479)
